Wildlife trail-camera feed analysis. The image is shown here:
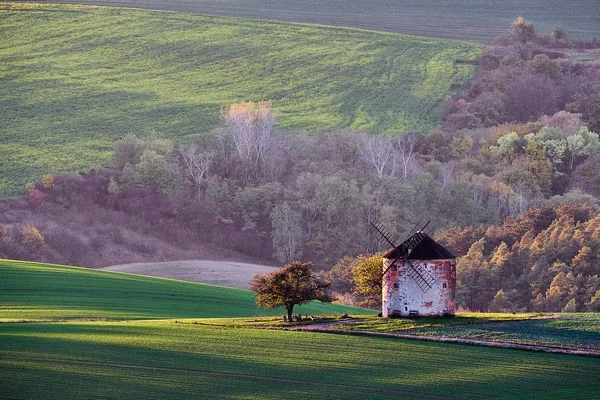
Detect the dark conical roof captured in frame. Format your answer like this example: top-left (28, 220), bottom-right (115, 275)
top-left (383, 233), bottom-right (455, 260)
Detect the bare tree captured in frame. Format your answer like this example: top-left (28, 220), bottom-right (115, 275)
top-left (222, 101), bottom-right (275, 182)
top-left (270, 202), bottom-right (304, 263)
top-left (395, 133), bottom-right (420, 180)
top-left (179, 146), bottom-right (214, 187)
top-left (261, 132), bottom-right (290, 183)
top-left (439, 161), bottom-right (457, 190)
top-left (359, 134), bottom-right (398, 178)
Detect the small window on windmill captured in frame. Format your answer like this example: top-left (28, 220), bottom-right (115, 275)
top-left (442, 282), bottom-right (447, 289)
top-left (393, 283), bottom-right (399, 289)
top-left (404, 306), bottom-right (408, 312)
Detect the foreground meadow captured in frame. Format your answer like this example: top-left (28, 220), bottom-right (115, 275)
top-left (0, 2), bottom-right (481, 196)
top-left (2, 319), bottom-right (599, 399)
top-left (2, 259), bottom-right (600, 398)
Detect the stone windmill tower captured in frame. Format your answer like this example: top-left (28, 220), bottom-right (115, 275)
top-left (369, 220), bottom-right (456, 317)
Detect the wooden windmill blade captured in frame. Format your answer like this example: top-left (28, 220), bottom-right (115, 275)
top-left (394, 220), bottom-right (436, 292)
top-left (367, 218), bottom-right (397, 249)
top-left (405, 259), bottom-right (435, 292)
top-left (403, 217), bottom-right (424, 241)
top-left (380, 255), bottom-right (401, 280)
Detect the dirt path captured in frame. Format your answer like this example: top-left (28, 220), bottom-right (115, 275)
top-left (284, 319), bottom-right (600, 358)
top-left (103, 260), bottom-right (276, 289)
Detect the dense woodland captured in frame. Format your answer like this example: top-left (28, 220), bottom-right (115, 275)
top-left (1, 19), bottom-right (599, 312)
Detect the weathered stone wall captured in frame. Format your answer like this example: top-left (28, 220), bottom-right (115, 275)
top-left (382, 259), bottom-right (455, 317)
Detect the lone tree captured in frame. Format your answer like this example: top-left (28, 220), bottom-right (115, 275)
top-left (250, 261), bottom-right (332, 321)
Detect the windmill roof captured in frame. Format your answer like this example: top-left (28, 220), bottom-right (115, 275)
top-left (383, 233), bottom-right (455, 260)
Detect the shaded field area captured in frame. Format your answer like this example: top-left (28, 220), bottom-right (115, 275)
top-left (44, 0), bottom-right (600, 42)
top-left (102, 260), bottom-right (277, 289)
top-left (2, 259), bottom-right (599, 398)
top-left (0, 260), bottom-right (369, 320)
top-left (1, 319), bottom-right (600, 399)
top-left (339, 313), bottom-right (600, 351)
top-left (0, 2), bottom-right (481, 196)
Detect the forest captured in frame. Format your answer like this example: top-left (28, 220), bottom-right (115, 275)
top-left (1, 18), bottom-right (599, 312)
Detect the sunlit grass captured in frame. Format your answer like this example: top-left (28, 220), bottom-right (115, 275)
top-left (339, 312), bottom-right (600, 350)
top-left (0, 259), bottom-right (374, 320)
top-left (338, 312), bottom-right (545, 332)
top-left (0, 2), bottom-right (482, 195)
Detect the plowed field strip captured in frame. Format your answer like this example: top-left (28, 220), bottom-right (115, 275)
top-left (46, 0), bottom-right (600, 41)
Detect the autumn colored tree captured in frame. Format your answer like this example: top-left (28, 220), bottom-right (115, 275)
top-left (456, 238), bottom-right (497, 311)
top-left (27, 189), bottom-right (45, 207)
top-left (351, 253), bottom-right (384, 308)
top-left (41, 175), bottom-right (54, 189)
top-left (250, 261), bottom-right (332, 321)
top-left (509, 17), bottom-right (536, 43)
top-left (20, 225), bottom-right (45, 256)
top-left (528, 54), bottom-right (562, 80)
top-left (490, 289), bottom-right (513, 312)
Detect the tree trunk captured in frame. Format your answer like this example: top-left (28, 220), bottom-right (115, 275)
top-left (286, 304), bottom-right (294, 322)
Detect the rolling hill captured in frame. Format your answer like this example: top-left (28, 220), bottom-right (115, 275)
top-left (102, 260), bottom-right (278, 289)
top-left (0, 259), bottom-right (371, 320)
top-left (0, 2), bottom-right (482, 196)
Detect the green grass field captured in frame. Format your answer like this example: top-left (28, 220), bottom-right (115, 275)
top-left (338, 313), bottom-right (600, 351)
top-left (0, 259), bottom-right (372, 320)
top-left (0, 2), bottom-right (482, 196)
top-left (2, 319), bottom-right (600, 399)
top-left (2, 259), bottom-right (600, 398)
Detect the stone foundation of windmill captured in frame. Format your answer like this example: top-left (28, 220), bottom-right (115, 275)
top-left (381, 233), bottom-right (456, 318)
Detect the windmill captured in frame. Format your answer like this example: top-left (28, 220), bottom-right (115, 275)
top-left (367, 217), bottom-right (456, 317)
top-left (368, 218), bottom-right (436, 293)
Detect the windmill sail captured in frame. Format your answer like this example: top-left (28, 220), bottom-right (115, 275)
top-left (405, 260), bottom-right (435, 292)
top-left (368, 219), bottom-right (397, 249)
top-left (369, 219), bottom-right (439, 292)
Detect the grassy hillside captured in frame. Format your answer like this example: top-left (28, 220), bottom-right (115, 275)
top-left (0, 260), bottom-right (372, 320)
top-left (2, 319), bottom-right (600, 399)
top-left (0, 2), bottom-right (482, 196)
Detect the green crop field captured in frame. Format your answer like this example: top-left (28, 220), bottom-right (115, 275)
top-left (2, 319), bottom-right (600, 399)
top-left (0, 259), bottom-right (371, 320)
top-left (0, 2), bottom-right (482, 196)
top-left (2, 259), bottom-right (599, 398)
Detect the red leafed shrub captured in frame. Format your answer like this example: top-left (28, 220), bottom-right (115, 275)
top-left (27, 189), bottom-right (46, 207)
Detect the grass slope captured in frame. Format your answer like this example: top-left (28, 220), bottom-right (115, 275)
top-left (2, 320), bottom-right (600, 399)
top-left (0, 260), bottom-right (372, 320)
top-left (0, 2), bottom-right (482, 196)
